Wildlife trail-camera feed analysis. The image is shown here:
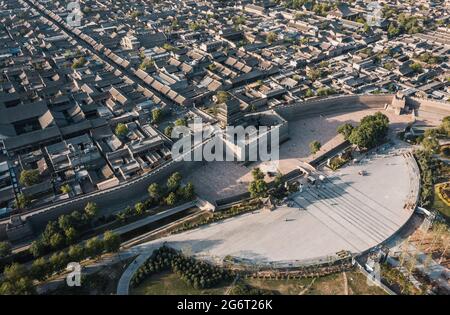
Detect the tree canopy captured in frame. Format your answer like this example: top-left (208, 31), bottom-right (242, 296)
top-left (19, 169), bottom-right (41, 187)
top-left (309, 140), bottom-right (321, 154)
top-left (115, 123), bottom-right (129, 138)
top-left (337, 123), bottom-right (354, 140)
top-left (347, 112), bottom-right (389, 149)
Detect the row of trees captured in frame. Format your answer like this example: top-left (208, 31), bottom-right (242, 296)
top-left (29, 202), bottom-right (99, 258)
top-left (149, 172), bottom-right (195, 206)
top-left (115, 173), bottom-right (195, 223)
top-left (415, 150), bottom-right (440, 208)
top-left (0, 231), bottom-right (120, 295)
top-left (29, 172), bottom-right (193, 257)
top-left (31, 231), bottom-right (120, 282)
top-left (337, 112), bottom-right (389, 150)
top-left (131, 246), bottom-right (232, 290)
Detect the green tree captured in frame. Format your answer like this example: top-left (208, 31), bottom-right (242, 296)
top-left (165, 192), bottom-right (177, 206)
top-left (60, 184), bottom-right (71, 194)
top-left (68, 244), bottom-right (84, 261)
top-left (309, 141), bottom-right (321, 154)
top-left (115, 123), bottom-right (129, 138)
top-left (0, 241), bottom-right (12, 258)
top-left (305, 89), bottom-right (314, 98)
top-left (306, 68), bottom-right (323, 82)
top-left (0, 263), bottom-right (35, 295)
top-left (64, 227), bottom-right (78, 243)
top-left (174, 118), bottom-right (187, 127)
top-left (72, 56), bottom-right (86, 69)
top-left (164, 124), bottom-right (174, 138)
top-left (317, 87), bottom-right (336, 96)
top-left (30, 240), bottom-right (47, 258)
top-left (248, 179), bottom-right (268, 198)
top-left (388, 23), bottom-right (400, 38)
top-left (139, 58), bottom-right (154, 71)
top-left (251, 168), bottom-right (265, 181)
top-left (86, 237), bottom-right (104, 258)
top-left (30, 257), bottom-right (48, 281)
top-left (163, 43), bottom-right (175, 51)
top-left (337, 123), bottom-right (354, 140)
top-left (348, 112), bottom-right (389, 149)
top-left (410, 62), bottom-right (423, 73)
top-left (103, 231), bottom-right (121, 253)
top-left (181, 182), bottom-right (195, 200)
top-left (49, 252), bottom-right (68, 271)
top-left (266, 32), bottom-right (278, 44)
top-left (216, 91), bottom-right (229, 104)
top-left (422, 136), bottom-right (440, 153)
top-left (58, 214), bottom-right (73, 232)
top-left (148, 183), bottom-right (161, 202)
top-left (189, 22), bottom-right (200, 31)
top-left (19, 169), bottom-right (40, 187)
top-left (130, 10), bottom-right (142, 18)
top-left (274, 172), bottom-right (284, 189)
top-left (84, 202), bottom-right (98, 219)
top-left (134, 202), bottom-right (145, 215)
top-left (152, 108), bottom-right (163, 123)
top-left (167, 172), bottom-right (182, 192)
top-left (15, 193), bottom-right (30, 209)
top-left (440, 116), bottom-right (450, 136)
top-left (49, 233), bottom-right (65, 249)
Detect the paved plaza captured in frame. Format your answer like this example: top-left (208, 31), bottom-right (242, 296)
top-left (133, 143), bottom-right (416, 265)
top-left (187, 109), bottom-right (414, 201)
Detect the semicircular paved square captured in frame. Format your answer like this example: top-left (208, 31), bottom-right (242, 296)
top-left (135, 144), bottom-right (417, 265)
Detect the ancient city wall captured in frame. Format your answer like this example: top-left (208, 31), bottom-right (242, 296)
top-left (0, 159), bottom-right (202, 240)
top-left (275, 94), bottom-right (395, 121)
top-left (406, 97), bottom-right (450, 122)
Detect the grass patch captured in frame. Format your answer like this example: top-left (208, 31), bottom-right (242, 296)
top-left (305, 273), bottom-right (345, 295)
top-left (131, 271), bottom-right (231, 295)
top-left (245, 278), bottom-right (311, 295)
top-left (346, 271), bottom-right (387, 295)
top-left (245, 270), bottom-right (386, 295)
top-left (131, 266), bottom-right (388, 295)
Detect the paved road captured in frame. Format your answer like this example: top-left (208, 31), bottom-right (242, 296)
top-left (116, 246), bottom-right (156, 295)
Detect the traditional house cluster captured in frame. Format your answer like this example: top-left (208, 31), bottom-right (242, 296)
top-left (0, 0), bottom-right (448, 211)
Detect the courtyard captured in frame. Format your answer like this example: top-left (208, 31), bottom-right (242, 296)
top-left (187, 109), bottom-right (414, 201)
